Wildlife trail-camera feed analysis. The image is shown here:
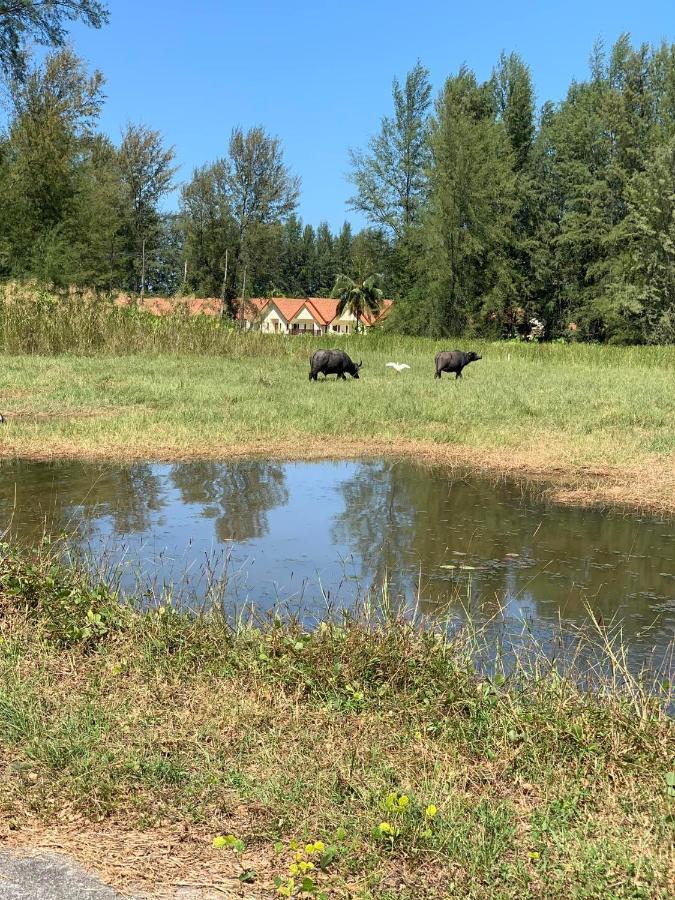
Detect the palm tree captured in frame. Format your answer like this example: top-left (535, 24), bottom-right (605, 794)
top-left (331, 273), bottom-right (384, 331)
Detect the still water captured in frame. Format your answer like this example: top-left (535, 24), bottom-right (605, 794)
top-left (0, 458), bottom-right (673, 675)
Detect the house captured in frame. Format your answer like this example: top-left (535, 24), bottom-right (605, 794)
top-left (240, 297), bottom-right (392, 334)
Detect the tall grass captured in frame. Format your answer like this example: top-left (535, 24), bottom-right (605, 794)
top-left (1, 289), bottom-right (674, 367)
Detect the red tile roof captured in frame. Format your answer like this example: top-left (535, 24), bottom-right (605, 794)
top-left (111, 294), bottom-right (393, 326)
top-left (114, 296), bottom-right (225, 317)
top-left (361, 298), bottom-right (393, 325)
top-left (305, 297), bottom-right (339, 325)
top-left (247, 296), bottom-right (392, 326)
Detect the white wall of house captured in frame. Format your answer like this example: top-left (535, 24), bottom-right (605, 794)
top-left (291, 306), bottom-right (322, 332)
top-left (261, 306), bottom-right (288, 333)
top-left (331, 310), bottom-right (360, 334)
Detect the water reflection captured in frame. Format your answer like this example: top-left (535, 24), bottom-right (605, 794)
top-left (0, 458), bottom-right (672, 676)
top-left (332, 460), bottom-right (674, 635)
top-left (0, 460), bottom-right (165, 538)
top-left (170, 461), bottom-right (288, 542)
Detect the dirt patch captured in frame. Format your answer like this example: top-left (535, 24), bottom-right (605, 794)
top-left (2, 822), bottom-right (287, 898)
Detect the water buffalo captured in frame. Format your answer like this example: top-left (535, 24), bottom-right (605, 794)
top-left (309, 349), bottom-right (362, 381)
top-left (434, 350), bottom-right (482, 379)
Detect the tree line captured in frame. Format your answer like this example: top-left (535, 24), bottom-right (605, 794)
top-left (0, 3), bottom-right (674, 341)
top-left (353, 43), bottom-right (675, 343)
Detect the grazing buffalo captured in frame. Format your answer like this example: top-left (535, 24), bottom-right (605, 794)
top-left (309, 349), bottom-right (362, 381)
top-left (434, 350), bottom-right (482, 379)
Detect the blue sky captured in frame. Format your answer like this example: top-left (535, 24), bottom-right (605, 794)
top-left (60, 0), bottom-right (675, 231)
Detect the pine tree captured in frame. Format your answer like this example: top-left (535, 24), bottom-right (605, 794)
top-left (349, 61), bottom-right (432, 239)
top-left (117, 123), bottom-right (177, 294)
top-left (417, 68), bottom-right (517, 335)
top-left (0, 0), bottom-right (108, 82)
top-left (608, 137), bottom-right (675, 342)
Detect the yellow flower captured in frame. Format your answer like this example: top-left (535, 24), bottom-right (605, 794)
top-left (425, 804), bottom-right (438, 818)
top-left (304, 843), bottom-right (316, 855)
top-left (289, 863), bottom-right (299, 876)
top-left (299, 861), bottom-right (315, 873)
top-left (311, 840), bottom-right (325, 853)
top-left (378, 822), bottom-right (393, 835)
top-left (212, 836), bottom-right (226, 849)
top-left (398, 795), bottom-right (410, 810)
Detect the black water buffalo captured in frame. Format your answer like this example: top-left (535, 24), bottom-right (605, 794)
top-left (309, 349), bottom-right (362, 381)
top-left (434, 350), bottom-right (482, 379)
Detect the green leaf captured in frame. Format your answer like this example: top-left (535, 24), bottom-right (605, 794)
top-left (239, 869), bottom-right (257, 883)
top-left (318, 845), bottom-right (338, 870)
top-left (301, 876), bottom-right (316, 892)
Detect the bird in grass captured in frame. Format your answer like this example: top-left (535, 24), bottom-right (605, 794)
top-left (0, 414), bottom-right (5, 424)
top-left (386, 362), bottom-right (411, 373)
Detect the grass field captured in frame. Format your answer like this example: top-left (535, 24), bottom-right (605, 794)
top-left (0, 307), bottom-right (674, 510)
top-left (0, 544), bottom-right (673, 898)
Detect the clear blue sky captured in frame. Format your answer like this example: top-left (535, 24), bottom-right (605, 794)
top-left (62, 0), bottom-right (674, 231)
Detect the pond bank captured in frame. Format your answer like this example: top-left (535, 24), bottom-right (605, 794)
top-left (0, 346), bottom-right (673, 515)
top-left (1, 436), bottom-right (673, 514)
top-left (0, 545), bottom-right (673, 898)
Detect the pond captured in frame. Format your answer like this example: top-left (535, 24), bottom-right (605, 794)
top-left (0, 458), bottom-right (673, 679)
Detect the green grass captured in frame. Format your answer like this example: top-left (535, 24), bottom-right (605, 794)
top-left (0, 544), bottom-right (673, 897)
top-left (0, 302), bottom-right (674, 509)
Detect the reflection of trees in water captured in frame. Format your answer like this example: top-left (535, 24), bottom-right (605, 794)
top-left (0, 461), bottom-right (164, 541)
top-left (170, 461), bottom-right (288, 542)
top-left (332, 461), bottom-right (675, 632)
top-left (332, 461), bottom-right (416, 601)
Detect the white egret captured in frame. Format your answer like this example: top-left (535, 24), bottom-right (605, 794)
top-left (386, 363), bottom-right (410, 373)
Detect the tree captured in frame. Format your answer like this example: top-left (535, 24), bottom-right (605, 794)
top-left (117, 123), bottom-right (176, 293)
top-left (0, 49), bottom-right (112, 283)
top-left (228, 126), bottom-right (300, 230)
top-left (349, 61), bottom-right (432, 239)
top-left (225, 125), bottom-right (300, 305)
top-left (0, 0), bottom-right (108, 82)
top-left (180, 159), bottom-right (236, 297)
top-left (492, 52), bottom-right (535, 171)
top-left (417, 67), bottom-right (517, 335)
top-left (608, 137), bottom-right (675, 342)
top-left (314, 222), bottom-right (336, 295)
top-left (331, 272), bottom-right (384, 328)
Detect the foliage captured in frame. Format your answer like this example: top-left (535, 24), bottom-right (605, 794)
top-left (0, 0), bottom-right (108, 82)
top-left (0, 541), bottom-right (125, 648)
top-left (349, 60), bottom-right (432, 239)
top-left (331, 272), bottom-right (384, 326)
